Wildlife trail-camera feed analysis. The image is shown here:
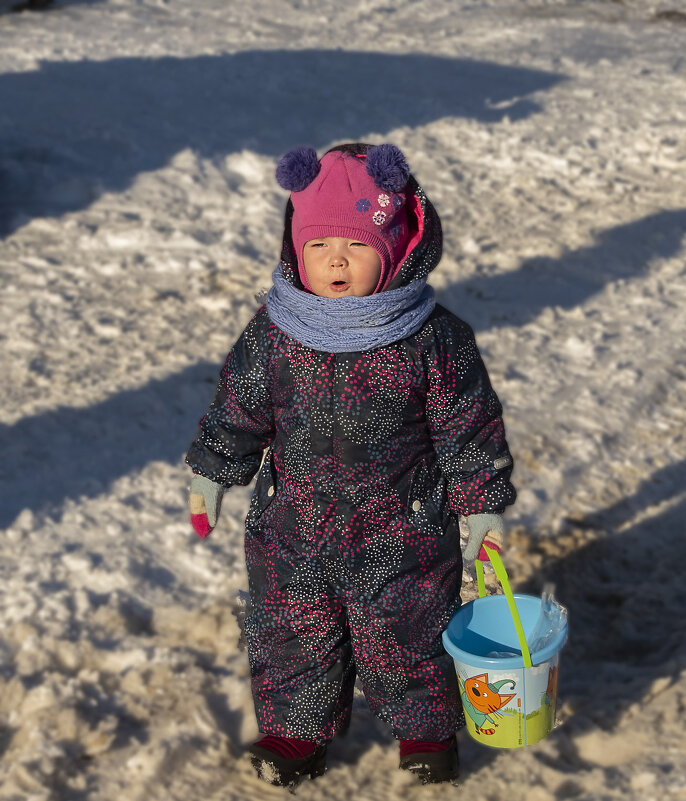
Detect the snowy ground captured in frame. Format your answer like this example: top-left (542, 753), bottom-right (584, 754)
top-left (1, 1), bottom-right (685, 799)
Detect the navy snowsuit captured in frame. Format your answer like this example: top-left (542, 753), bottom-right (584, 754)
top-left (186, 149), bottom-right (516, 744)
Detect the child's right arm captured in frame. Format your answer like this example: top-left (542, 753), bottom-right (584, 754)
top-left (185, 308), bottom-right (275, 537)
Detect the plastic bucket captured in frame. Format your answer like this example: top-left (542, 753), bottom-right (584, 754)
top-left (442, 547), bottom-right (568, 748)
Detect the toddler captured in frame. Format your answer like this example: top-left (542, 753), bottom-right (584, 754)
top-left (186, 143), bottom-right (515, 787)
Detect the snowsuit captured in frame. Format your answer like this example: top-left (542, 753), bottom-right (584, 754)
top-left (186, 162), bottom-right (516, 744)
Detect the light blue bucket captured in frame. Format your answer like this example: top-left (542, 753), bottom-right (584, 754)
top-left (442, 547), bottom-right (568, 748)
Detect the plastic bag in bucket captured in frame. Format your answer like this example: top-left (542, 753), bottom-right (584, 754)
top-left (442, 546), bottom-right (568, 748)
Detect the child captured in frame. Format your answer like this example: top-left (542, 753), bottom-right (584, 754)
top-left (186, 143), bottom-right (515, 787)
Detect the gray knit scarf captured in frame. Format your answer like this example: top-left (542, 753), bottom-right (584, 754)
top-left (266, 265), bottom-right (436, 353)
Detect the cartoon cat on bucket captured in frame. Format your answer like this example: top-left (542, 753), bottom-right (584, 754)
top-left (459, 673), bottom-right (517, 735)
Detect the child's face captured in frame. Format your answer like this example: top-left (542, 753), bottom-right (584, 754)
top-left (302, 237), bottom-right (382, 297)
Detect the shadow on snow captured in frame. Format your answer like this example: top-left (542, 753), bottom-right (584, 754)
top-left (0, 360), bottom-right (219, 529)
top-left (0, 50), bottom-right (564, 235)
top-left (436, 207), bottom-right (686, 332)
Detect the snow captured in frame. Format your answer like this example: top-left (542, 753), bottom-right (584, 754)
top-left (1, 0), bottom-right (685, 798)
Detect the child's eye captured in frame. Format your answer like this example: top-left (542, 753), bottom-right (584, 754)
top-left (309, 242), bottom-right (326, 248)
top-left (350, 242), bottom-right (367, 247)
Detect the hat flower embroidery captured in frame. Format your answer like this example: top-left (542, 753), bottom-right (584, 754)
top-left (373, 210), bottom-right (387, 225)
top-left (377, 193), bottom-right (390, 207)
top-left (356, 198), bottom-right (372, 213)
top-left (392, 195), bottom-right (404, 209)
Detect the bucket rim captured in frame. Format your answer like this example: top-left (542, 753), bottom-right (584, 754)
top-left (442, 593), bottom-right (568, 670)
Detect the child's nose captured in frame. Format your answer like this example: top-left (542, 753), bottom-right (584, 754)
top-left (329, 251), bottom-right (348, 268)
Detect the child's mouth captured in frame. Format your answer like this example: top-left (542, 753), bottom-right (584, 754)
top-left (330, 281), bottom-right (350, 292)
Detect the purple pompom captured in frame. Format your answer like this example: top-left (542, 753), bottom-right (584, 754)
top-left (276, 146), bottom-right (321, 192)
top-left (365, 144), bottom-right (410, 192)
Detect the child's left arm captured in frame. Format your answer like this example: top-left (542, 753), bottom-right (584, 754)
top-left (423, 313), bottom-right (516, 559)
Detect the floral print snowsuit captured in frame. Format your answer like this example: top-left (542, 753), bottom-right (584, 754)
top-left (186, 162), bottom-right (516, 744)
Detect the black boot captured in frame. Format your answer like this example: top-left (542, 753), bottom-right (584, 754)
top-left (398, 736), bottom-right (460, 785)
top-left (248, 737), bottom-right (327, 789)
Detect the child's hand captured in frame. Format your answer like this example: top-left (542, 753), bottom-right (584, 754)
top-left (189, 474), bottom-right (224, 538)
top-left (464, 513), bottom-right (505, 562)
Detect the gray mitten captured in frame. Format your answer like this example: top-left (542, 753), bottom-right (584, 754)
top-left (189, 474), bottom-right (224, 538)
top-left (464, 513), bottom-right (505, 562)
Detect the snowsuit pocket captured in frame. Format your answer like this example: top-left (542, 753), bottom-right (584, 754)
top-left (400, 456), bottom-right (451, 538)
top-left (248, 448), bottom-right (278, 525)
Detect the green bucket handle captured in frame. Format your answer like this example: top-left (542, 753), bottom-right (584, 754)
top-left (475, 545), bottom-right (532, 669)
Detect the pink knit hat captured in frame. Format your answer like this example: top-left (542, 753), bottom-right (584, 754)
top-left (276, 145), bottom-right (412, 293)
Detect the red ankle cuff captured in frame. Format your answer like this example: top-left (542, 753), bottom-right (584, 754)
top-left (399, 737), bottom-right (454, 758)
top-left (256, 734), bottom-right (318, 760)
